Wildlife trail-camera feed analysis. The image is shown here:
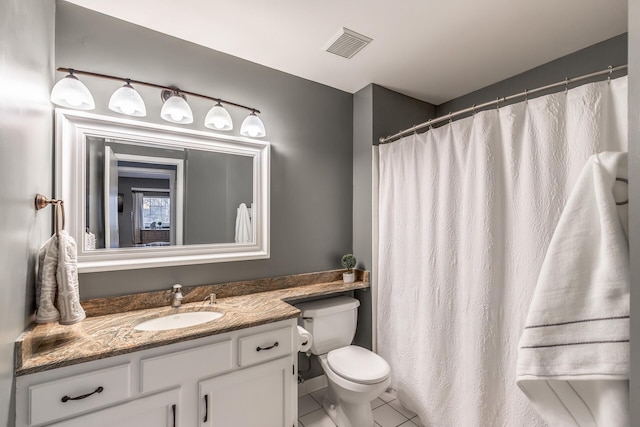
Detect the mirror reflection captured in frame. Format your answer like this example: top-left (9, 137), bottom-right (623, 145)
top-left (84, 137), bottom-right (254, 250)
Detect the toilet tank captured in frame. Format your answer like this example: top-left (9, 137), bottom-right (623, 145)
top-left (296, 296), bottom-right (360, 355)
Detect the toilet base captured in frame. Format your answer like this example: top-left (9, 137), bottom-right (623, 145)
top-left (323, 380), bottom-right (375, 427)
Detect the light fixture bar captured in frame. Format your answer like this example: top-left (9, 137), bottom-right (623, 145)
top-left (57, 67), bottom-right (261, 114)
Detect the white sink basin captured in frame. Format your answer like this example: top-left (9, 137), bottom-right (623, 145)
top-left (135, 311), bottom-right (223, 331)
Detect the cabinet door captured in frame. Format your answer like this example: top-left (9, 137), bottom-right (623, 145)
top-left (199, 357), bottom-right (294, 427)
top-left (48, 388), bottom-right (180, 427)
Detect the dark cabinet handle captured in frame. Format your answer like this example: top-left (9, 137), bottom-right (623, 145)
top-left (172, 404), bottom-right (176, 427)
top-left (256, 342), bottom-right (279, 352)
top-left (61, 386), bottom-right (104, 402)
top-left (204, 394), bottom-right (209, 423)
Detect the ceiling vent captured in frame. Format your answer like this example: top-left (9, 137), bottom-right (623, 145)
top-left (323, 27), bottom-right (372, 59)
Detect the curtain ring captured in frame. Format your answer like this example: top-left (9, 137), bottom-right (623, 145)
top-left (608, 65), bottom-right (613, 84)
top-left (564, 77), bottom-right (569, 93)
top-left (496, 97), bottom-right (500, 110)
top-left (524, 89), bottom-right (528, 103)
top-left (472, 104), bottom-right (476, 116)
top-left (448, 112), bottom-right (453, 124)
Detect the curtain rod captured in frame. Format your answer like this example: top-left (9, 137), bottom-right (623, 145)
top-left (379, 64), bottom-right (628, 144)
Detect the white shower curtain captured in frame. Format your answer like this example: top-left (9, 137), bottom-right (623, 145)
top-left (376, 77), bottom-right (628, 426)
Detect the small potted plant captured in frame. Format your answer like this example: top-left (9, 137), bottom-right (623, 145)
top-left (341, 253), bottom-right (357, 283)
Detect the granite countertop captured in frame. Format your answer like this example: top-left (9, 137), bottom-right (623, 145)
top-left (15, 270), bottom-right (369, 376)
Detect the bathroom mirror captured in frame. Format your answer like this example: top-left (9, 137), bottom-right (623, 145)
top-left (56, 109), bottom-right (270, 272)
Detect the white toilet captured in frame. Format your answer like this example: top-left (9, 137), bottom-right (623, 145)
top-left (296, 296), bottom-right (390, 427)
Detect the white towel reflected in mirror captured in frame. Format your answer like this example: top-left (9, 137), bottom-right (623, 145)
top-left (235, 203), bottom-right (252, 243)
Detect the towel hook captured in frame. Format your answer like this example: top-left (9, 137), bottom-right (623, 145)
top-left (615, 177), bottom-right (628, 206)
top-left (35, 194), bottom-right (61, 210)
top-left (35, 194), bottom-right (66, 237)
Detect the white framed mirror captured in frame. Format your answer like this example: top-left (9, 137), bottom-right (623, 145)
top-left (56, 109), bottom-right (270, 272)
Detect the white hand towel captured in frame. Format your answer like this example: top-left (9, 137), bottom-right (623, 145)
top-left (56, 230), bottom-right (86, 325)
top-left (235, 202), bottom-right (252, 243)
top-left (35, 231), bottom-right (85, 325)
top-left (35, 235), bottom-right (60, 323)
top-left (517, 152), bottom-right (629, 426)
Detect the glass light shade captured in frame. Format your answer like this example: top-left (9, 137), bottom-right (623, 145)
top-left (204, 103), bottom-right (233, 131)
top-left (50, 74), bottom-right (95, 110)
top-left (240, 112), bottom-right (266, 137)
top-left (160, 95), bottom-right (193, 124)
top-left (108, 83), bottom-right (146, 116)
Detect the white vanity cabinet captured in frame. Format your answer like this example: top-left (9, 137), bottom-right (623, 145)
top-left (200, 357), bottom-right (293, 426)
top-left (15, 319), bottom-right (298, 427)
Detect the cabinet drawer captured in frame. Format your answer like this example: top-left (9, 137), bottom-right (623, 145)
top-left (29, 363), bottom-right (131, 426)
top-left (238, 327), bottom-right (292, 367)
top-left (141, 339), bottom-right (232, 392)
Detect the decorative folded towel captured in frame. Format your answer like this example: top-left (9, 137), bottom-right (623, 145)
top-left (35, 235), bottom-right (60, 323)
top-left (235, 202), bottom-right (252, 243)
top-left (517, 152), bottom-right (629, 426)
top-left (35, 230), bottom-right (86, 325)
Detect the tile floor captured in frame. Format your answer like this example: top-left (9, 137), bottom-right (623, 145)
top-left (298, 388), bottom-right (424, 427)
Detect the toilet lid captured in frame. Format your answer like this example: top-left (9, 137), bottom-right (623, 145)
top-left (327, 346), bottom-right (390, 385)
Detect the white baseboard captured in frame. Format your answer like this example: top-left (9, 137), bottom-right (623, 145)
top-left (297, 374), bottom-right (327, 397)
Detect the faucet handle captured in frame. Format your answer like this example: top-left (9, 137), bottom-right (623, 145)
top-left (172, 284), bottom-right (182, 293)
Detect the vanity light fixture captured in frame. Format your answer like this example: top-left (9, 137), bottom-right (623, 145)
top-left (240, 111), bottom-right (266, 138)
top-left (160, 90), bottom-right (193, 124)
top-left (108, 80), bottom-right (146, 117)
top-left (49, 67), bottom-right (266, 136)
top-left (50, 69), bottom-right (95, 110)
top-left (204, 102), bottom-right (233, 131)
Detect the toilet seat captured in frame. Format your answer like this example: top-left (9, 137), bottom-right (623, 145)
top-left (327, 345), bottom-right (390, 384)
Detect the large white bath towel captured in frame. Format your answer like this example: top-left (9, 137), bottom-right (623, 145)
top-left (517, 152), bottom-right (629, 426)
top-left (35, 230), bottom-right (86, 325)
top-left (235, 202), bottom-right (253, 243)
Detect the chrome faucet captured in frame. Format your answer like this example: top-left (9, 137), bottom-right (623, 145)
top-left (204, 293), bottom-right (217, 305)
top-left (171, 284), bottom-right (184, 308)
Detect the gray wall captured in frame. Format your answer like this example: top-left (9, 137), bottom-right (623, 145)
top-left (438, 34), bottom-right (628, 117)
top-left (628, 0), bottom-right (639, 424)
top-left (0, 1), bottom-right (54, 425)
top-left (55, 2), bottom-right (354, 299)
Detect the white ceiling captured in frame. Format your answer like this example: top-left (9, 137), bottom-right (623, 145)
top-left (63, 0), bottom-right (627, 105)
